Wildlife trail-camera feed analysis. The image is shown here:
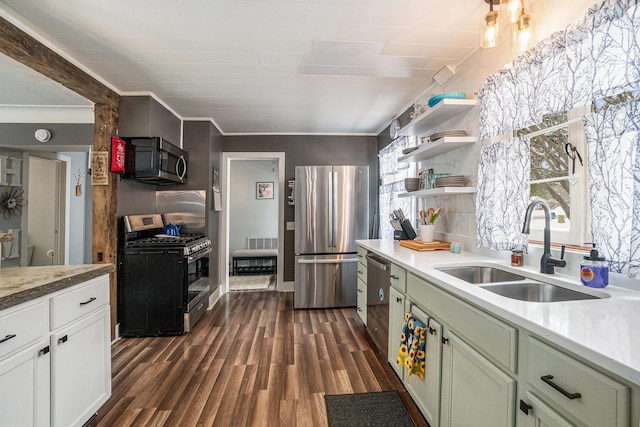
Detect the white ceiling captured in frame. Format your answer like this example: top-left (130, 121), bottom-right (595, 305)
top-left (0, 0), bottom-right (487, 135)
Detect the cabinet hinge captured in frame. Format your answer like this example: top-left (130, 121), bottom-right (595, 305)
top-left (38, 346), bottom-right (50, 356)
top-left (441, 337), bottom-right (449, 345)
top-left (519, 400), bottom-right (532, 415)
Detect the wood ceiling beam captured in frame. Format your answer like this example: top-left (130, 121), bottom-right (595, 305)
top-left (0, 17), bottom-right (120, 338)
top-left (0, 17), bottom-right (119, 107)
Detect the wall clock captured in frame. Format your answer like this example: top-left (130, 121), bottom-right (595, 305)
top-left (390, 119), bottom-right (400, 139)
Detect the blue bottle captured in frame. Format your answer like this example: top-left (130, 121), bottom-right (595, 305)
top-left (580, 244), bottom-right (609, 288)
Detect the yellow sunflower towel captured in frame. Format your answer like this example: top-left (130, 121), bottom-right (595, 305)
top-left (397, 312), bottom-right (426, 379)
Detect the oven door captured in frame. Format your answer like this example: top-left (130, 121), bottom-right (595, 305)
top-left (185, 249), bottom-right (211, 332)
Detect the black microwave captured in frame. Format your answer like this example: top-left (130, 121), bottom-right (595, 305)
top-left (122, 137), bottom-right (188, 185)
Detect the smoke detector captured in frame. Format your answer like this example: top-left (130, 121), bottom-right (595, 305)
top-left (34, 128), bottom-right (52, 143)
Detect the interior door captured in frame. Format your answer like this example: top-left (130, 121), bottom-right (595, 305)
top-left (27, 156), bottom-right (66, 266)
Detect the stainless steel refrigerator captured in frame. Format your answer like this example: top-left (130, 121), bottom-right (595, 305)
top-left (294, 165), bottom-right (369, 309)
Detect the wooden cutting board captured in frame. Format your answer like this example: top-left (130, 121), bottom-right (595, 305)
top-left (400, 240), bottom-right (451, 251)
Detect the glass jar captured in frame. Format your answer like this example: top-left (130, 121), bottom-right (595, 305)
top-left (511, 250), bottom-right (524, 266)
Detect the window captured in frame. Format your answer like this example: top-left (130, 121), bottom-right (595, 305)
top-left (518, 107), bottom-right (591, 246)
top-left (378, 136), bottom-right (417, 239)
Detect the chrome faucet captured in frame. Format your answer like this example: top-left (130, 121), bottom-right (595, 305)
top-left (522, 199), bottom-right (566, 274)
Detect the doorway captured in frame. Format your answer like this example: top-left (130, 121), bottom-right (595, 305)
top-left (27, 154), bottom-right (70, 266)
top-left (221, 152), bottom-right (285, 293)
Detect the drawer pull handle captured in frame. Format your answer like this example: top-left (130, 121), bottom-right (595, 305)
top-left (58, 335), bottom-right (68, 345)
top-left (80, 297), bottom-right (97, 306)
top-left (38, 346), bottom-right (50, 356)
top-left (0, 334), bottom-right (16, 344)
top-left (396, 297), bottom-right (402, 303)
top-left (442, 337), bottom-right (449, 345)
top-left (390, 275), bottom-right (399, 280)
top-left (428, 327), bottom-right (436, 335)
top-left (541, 375), bottom-right (582, 400)
top-left (519, 400), bottom-right (532, 415)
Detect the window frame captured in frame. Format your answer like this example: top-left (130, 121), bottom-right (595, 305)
top-left (525, 106), bottom-right (591, 247)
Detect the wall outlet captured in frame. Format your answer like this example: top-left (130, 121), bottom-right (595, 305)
top-left (286, 222), bottom-right (295, 231)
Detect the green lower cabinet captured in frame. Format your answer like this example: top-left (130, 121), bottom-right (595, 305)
top-left (388, 286), bottom-right (405, 379)
top-left (522, 392), bottom-right (576, 427)
top-left (404, 307), bottom-right (442, 427)
top-left (440, 331), bottom-right (516, 427)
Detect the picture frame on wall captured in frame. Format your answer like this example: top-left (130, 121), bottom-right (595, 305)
top-left (256, 182), bottom-right (274, 199)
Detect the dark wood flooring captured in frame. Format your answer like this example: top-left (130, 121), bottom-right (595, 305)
top-left (93, 291), bottom-right (428, 426)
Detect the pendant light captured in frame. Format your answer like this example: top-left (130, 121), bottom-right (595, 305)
top-left (479, 0), bottom-right (501, 49)
top-left (503, 0), bottom-right (520, 24)
top-left (511, 1), bottom-right (534, 53)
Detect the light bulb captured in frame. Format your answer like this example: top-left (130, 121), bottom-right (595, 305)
top-left (512, 10), bottom-right (534, 53)
top-left (503, 0), bottom-right (521, 24)
top-left (480, 9), bottom-right (500, 48)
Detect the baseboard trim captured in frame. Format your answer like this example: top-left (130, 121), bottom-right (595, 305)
top-left (278, 281), bottom-right (294, 292)
top-left (208, 284), bottom-right (223, 309)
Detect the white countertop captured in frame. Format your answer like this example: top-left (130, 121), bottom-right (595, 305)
top-left (357, 239), bottom-right (640, 387)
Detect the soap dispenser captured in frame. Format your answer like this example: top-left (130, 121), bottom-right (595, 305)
top-left (580, 243), bottom-right (609, 288)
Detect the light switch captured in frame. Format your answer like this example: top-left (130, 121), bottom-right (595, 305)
top-left (286, 222), bottom-right (295, 231)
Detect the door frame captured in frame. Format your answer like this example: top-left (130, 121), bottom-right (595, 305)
top-left (220, 152), bottom-right (285, 293)
top-left (21, 152), bottom-right (71, 265)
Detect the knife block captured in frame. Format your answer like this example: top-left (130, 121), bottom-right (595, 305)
top-left (399, 219), bottom-right (417, 240)
top-left (393, 230), bottom-right (408, 240)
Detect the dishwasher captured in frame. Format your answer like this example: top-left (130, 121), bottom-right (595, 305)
top-left (366, 252), bottom-right (391, 358)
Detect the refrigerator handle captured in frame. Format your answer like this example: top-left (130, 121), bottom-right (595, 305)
top-left (328, 171), bottom-right (333, 247)
top-left (297, 258), bottom-right (358, 264)
top-left (332, 170), bottom-right (338, 247)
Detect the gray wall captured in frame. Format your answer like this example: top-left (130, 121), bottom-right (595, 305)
top-left (118, 96), bottom-right (181, 145)
top-left (183, 120), bottom-right (223, 290)
top-left (0, 123), bottom-right (93, 149)
top-left (223, 135), bottom-right (378, 282)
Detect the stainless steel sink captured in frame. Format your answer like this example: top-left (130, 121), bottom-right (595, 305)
top-left (480, 281), bottom-right (600, 302)
top-left (436, 266), bottom-right (526, 284)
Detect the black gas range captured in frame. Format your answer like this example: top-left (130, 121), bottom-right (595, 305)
top-left (118, 214), bottom-right (211, 337)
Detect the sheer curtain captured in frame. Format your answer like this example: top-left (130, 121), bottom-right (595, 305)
top-left (584, 98), bottom-right (640, 278)
top-left (379, 136), bottom-right (413, 240)
top-left (476, 137), bottom-right (530, 251)
top-left (476, 0), bottom-right (640, 277)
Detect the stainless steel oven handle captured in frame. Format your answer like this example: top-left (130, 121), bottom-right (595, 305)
top-left (187, 247), bottom-right (212, 263)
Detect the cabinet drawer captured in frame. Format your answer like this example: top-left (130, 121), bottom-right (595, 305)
top-left (356, 295), bottom-right (367, 324)
top-left (357, 262), bottom-right (367, 282)
top-left (407, 273), bottom-right (517, 373)
top-left (357, 277), bottom-right (367, 300)
top-left (527, 337), bottom-right (629, 427)
top-left (390, 264), bottom-right (406, 292)
top-left (0, 300), bottom-right (48, 360)
top-left (50, 275), bottom-right (109, 330)
top-left (357, 247), bottom-right (368, 266)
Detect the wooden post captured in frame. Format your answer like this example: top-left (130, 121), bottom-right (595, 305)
top-left (92, 104), bottom-right (119, 338)
top-left (1, 17), bottom-right (121, 339)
